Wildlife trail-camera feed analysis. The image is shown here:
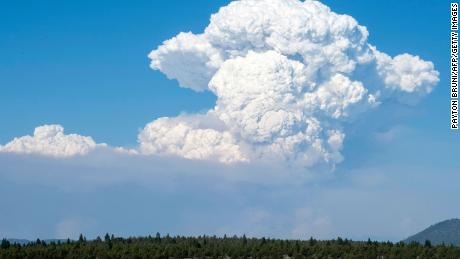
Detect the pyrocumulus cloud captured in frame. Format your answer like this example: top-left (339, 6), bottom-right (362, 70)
top-left (1, 0), bottom-right (439, 170)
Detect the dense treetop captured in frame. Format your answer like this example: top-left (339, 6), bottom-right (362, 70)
top-left (1, 234), bottom-right (460, 259)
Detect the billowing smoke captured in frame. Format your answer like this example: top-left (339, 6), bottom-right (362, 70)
top-left (0, 0), bottom-right (439, 170)
top-left (0, 125), bottom-right (103, 157)
top-left (142, 0), bottom-right (439, 167)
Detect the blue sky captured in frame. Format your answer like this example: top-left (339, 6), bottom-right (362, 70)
top-left (0, 0), bottom-right (449, 145)
top-left (1, 0), bottom-right (228, 147)
top-left (0, 0), bottom-right (458, 241)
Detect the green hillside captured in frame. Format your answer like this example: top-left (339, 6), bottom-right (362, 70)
top-left (405, 219), bottom-right (460, 245)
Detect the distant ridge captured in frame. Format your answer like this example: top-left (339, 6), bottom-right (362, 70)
top-left (405, 219), bottom-right (460, 245)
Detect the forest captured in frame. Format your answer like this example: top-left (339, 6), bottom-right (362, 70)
top-left (1, 234), bottom-right (460, 259)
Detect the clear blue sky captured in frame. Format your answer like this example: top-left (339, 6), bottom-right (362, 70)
top-left (0, 0), bottom-right (457, 241)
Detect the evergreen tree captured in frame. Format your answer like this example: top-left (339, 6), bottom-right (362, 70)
top-left (425, 240), bottom-right (432, 247)
top-left (0, 239), bottom-right (10, 249)
top-left (78, 234), bottom-right (85, 243)
top-left (1, 234), bottom-right (460, 258)
top-left (104, 233), bottom-right (110, 242)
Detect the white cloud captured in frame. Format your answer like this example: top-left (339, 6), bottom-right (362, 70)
top-left (303, 74), bottom-right (375, 119)
top-left (0, 0), bottom-right (440, 170)
top-left (138, 116), bottom-right (247, 164)
top-left (0, 0), bottom-right (450, 243)
top-left (375, 51), bottom-right (439, 94)
top-left (0, 125), bottom-right (104, 157)
top-left (148, 32), bottom-right (223, 91)
top-left (145, 0), bottom-right (439, 168)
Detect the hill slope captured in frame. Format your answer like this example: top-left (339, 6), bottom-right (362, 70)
top-left (405, 218), bottom-right (460, 245)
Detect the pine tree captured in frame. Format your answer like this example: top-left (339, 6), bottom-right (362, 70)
top-left (78, 234), bottom-right (86, 243)
top-left (104, 233), bottom-right (110, 242)
top-left (155, 232), bottom-right (161, 243)
top-left (425, 240), bottom-right (432, 247)
top-left (0, 239), bottom-right (10, 249)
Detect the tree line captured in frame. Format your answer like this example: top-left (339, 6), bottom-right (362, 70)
top-left (1, 233), bottom-right (460, 258)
